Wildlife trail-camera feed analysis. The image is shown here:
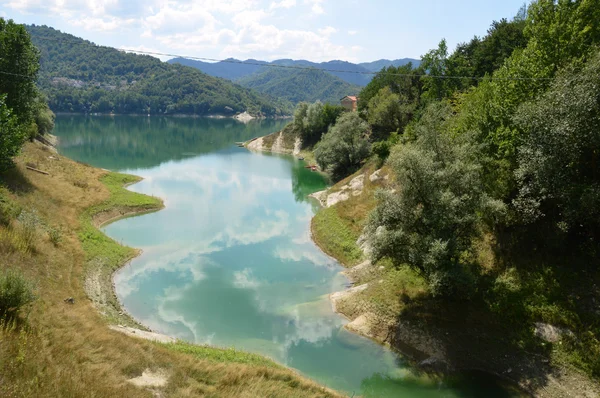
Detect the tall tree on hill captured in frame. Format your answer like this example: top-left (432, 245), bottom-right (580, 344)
top-left (0, 18), bottom-right (41, 170)
top-left (0, 19), bottom-right (39, 124)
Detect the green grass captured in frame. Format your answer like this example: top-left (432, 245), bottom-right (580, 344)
top-left (311, 205), bottom-right (363, 267)
top-left (163, 342), bottom-right (283, 369)
top-left (79, 172), bottom-right (162, 267)
top-left (79, 172), bottom-right (163, 325)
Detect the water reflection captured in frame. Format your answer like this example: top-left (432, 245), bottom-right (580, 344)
top-left (54, 115), bottom-right (518, 397)
top-left (55, 115), bottom-right (289, 169)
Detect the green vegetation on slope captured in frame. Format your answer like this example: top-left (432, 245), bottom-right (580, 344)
top-left (301, 1), bottom-right (600, 394)
top-left (26, 25), bottom-right (291, 116)
top-left (237, 67), bottom-right (361, 105)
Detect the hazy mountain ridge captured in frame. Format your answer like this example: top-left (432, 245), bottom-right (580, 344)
top-left (168, 57), bottom-right (421, 87)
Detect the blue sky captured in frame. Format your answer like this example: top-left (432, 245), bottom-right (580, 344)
top-left (0, 0), bottom-right (527, 63)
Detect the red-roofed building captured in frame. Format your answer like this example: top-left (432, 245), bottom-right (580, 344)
top-left (340, 95), bottom-right (358, 112)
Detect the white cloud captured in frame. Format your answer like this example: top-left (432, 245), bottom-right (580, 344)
top-left (269, 0), bottom-right (296, 10)
top-left (70, 16), bottom-right (137, 32)
top-left (318, 26), bottom-right (337, 36)
top-left (6, 0), bottom-right (359, 76)
top-left (233, 268), bottom-right (261, 289)
top-left (348, 30), bottom-right (358, 36)
top-left (304, 0), bottom-right (325, 15)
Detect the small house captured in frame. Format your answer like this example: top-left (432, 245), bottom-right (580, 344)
top-left (340, 95), bottom-right (358, 112)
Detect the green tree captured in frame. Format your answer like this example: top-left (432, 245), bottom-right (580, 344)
top-left (358, 63), bottom-right (422, 114)
top-left (0, 18), bottom-right (40, 124)
top-left (314, 112), bottom-right (370, 181)
top-left (367, 87), bottom-right (414, 140)
top-left (366, 103), bottom-right (504, 298)
top-left (513, 50), bottom-right (600, 238)
top-left (0, 95), bottom-right (26, 171)
top-left (420, 39), bottom-right (452, 101)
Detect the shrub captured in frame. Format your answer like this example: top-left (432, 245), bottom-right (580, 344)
top-left (16, 210), bottom-right (41, 250)
top-left (314, 112), bottom-right (371, 181)
top-left (0, 187), bottom-right (20, 226)
top-left (47, 227), bottom-right (62, 246)
top-left (0, 269), bottom-right (36, 321)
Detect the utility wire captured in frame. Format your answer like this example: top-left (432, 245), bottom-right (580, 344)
top-left (2, 29), bottom-right (555, 81)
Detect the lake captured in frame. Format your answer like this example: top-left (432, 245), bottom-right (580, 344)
top-left (55, 114), bottom-right (518, 397)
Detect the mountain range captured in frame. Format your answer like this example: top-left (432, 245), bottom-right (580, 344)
top-left (169, 57), bottom-right (420, 87)
top-left (26, 25), bottom-right (291, 116)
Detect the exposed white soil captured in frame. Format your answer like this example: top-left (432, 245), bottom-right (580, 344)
top-left (128, 368), bottom-right (169, 388)
top-left (234, 111), bottom-right (255, 123)
top-left (246, 137), bottom-right (264, 151)
top-left (293, 137), bottom-right (302, 156)
top-left (109, 325), bottom-right (176, 343)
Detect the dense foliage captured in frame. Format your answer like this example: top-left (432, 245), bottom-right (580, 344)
top-left (237, 67), bottom-right (360, 105)
top-left (513, 51), bottom-right (600, 238)
top-left (367, 103), bottom-right (504, 297)
top-left (0, 19), bottom-right (52, 170)
top-left (26, 25), bottom-right (289, 116)
top-left (314, 112), bottom-right (370, 180)
top-left (293, 101), bottom-right (346, 147)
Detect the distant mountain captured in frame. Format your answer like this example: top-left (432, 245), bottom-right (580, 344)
top-left (27, 26), bottom-right (290, 116)
top-left (168, 57), bottom-right (417, 87)
top-left (169, 57), bottom-right (268, 81)
top-left (359, 58), bottom-right (421, 72)
top-left (237, 68), bottom-right (361, 104)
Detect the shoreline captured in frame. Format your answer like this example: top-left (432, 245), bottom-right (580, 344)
top-left (89, 175), bottom-right (165, 332)
top-left (55, 111), bottom-right (292, 120)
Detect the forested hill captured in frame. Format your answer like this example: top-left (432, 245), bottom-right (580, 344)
top-left (169, 57), bottom-right (420, 87)
top-left (26, 25), bottom-right (291, 116)
top-left (236, 68), bottom-right (361, 104)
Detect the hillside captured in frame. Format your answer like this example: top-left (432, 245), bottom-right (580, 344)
top-left (169, 57), bottom-right (396, 86)
top-left (237, 68), bottom-right (361, 104)
top-left (26, 25), bottom-right (290, 116)
top-left (359, 58), bottom-right (421, 72)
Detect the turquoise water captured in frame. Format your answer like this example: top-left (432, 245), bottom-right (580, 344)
top-left (55, 115), bottom-right (517, 397)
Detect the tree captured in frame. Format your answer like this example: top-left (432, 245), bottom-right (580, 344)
top-left (366, 102), bottom-right (504, 298)
top-left (513, 50), bottom-right (600, 238)
top-left (420, 39), bottom-right (452, 101)
top-left (293, 101), bottom-right (345, 147)
top-left (0, 95), bottom-right (26, 171)
top-left (314, 112), bottom-right (370, 181)
top-left (358, 63), bottom-right (422, 114)
top-left (0, 19), bottom-right (40, 125)
top-left (367, 87), bottom-right (414, 140)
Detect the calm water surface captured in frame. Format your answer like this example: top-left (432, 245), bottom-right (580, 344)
top-left (55, 115), bottom-right (517, 397)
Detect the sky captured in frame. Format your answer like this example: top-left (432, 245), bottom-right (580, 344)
top-left (0, 0), bottom-right (527, 63)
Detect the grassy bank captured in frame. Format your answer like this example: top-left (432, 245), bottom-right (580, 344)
top-left (0, 141), bottom-right (339, 397)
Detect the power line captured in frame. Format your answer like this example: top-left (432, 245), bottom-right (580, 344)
top-left (0, 70), bottom-right (36, 80)
top-left (3, 29), bottom-right (556, 82)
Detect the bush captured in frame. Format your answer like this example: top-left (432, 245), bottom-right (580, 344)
top-left (0, 269), bottom-right (36, 321)
top-left (16, 210), bottom-right (41, 250)
top-left (0, 187), bottom-right (20, 226)
top-left (314, 112), bottom-right (371, 181)
top-left (366, 102), bottom-right (505, 298)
